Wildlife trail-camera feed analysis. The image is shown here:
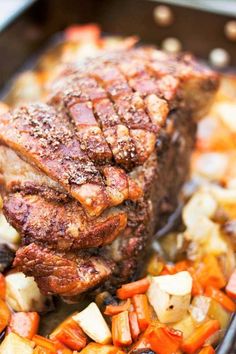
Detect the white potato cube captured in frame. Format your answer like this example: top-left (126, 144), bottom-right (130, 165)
top-left (0, 214), bottom-right (20, 244)
top-left (151, 271), bottom-right (193, 296)
top-left (73, 302), bottom-right (111, 344)
top-left (216, 102), bottom-right (236, 133)
top-left (194, 152), bottom-right (228, 181)
top-left (209, 184), bottom-right (236, 204)
top-left (189, 295), bottom-right (211, 324)
top-left (172, 315), bottom-right (196, 339)
top-left (147, 280), bottom-right (191, 323)
top-left (183, 191), bottom-right (217, 227)
top-left (5, 272), bottom-right (47, 312)
top-left (0, 333), bottom-right (33, 354)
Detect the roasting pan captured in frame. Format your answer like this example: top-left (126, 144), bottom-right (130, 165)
top-left (0, 0), bottom-right (236, 352)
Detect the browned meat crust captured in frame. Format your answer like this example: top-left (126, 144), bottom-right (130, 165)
top-left (4, 192), bottom-right (127, 251)
top-left (0, 104), bottom-right (110, 216)
top-left (14, 243), bottom-right (113, 297)
top-left (0, 104), bottom-right (142, 216)
top-left (0, 46), bottom-right (219, 298)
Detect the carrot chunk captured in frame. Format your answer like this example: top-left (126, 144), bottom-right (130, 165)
top-left (79, 342), bottom-right (125, 353)
top-left (181, 320), bottom-right (220, 354)
top-left (104, 299), bottom-right (131, 316)
top-left (50, 317), bottom-right (86, 351)
top-left (33, 346), bottom-right (55, 354)
top-left (32, 335), bottom-right (57, 353)
top-left (132, 294), bottom-right (151, 331)
top-left (173, 260), bottom-right (192, 273)
top-left (117, 278), bottom-right (150, 300)
top-left (198, 345), bottom-right (215, 354)
top-left (205, 286), bottom-right (236, 312)
top-left (226, 269), bottom-right (236, 299)
top-left (196, 255), bottom-right (226, 289)
top-left (129, 323), bottom-right (182, 354)
top-left (52, 340), bottom-right (73, 354)
top-left (128, 311), bottom-right (140, 340)
top-left (0, 273), bottom-right (6, 300)
top-left (0, 298), bottom-right (10, 332)
top-left (7, 312), bottom-right (39, 339)
top-left (112, 311), bottom-right (132, 347)
top-left (148, 326), bottom-right (183, 354)
top-left (188, 267), bottom-right (204, 296)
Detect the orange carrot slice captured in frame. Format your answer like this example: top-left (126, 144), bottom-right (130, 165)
top-left (181, 320), bottom-right (220, 354)
top-left (117, 278), bottom-right (150, 300)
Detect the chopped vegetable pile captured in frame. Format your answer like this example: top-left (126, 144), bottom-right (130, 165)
top-left (0, 24), bottom-right (236, 353)
top-left (0, 262), bottom-right (235, 353)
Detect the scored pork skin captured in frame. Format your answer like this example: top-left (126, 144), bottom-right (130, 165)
top-left (0, 47), bottom-right (219, 299)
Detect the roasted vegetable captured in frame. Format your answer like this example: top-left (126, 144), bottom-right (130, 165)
top-left (195, 255), bottom-right (226, 289)
top-left (0, 298), bottom-right (10, 333)
top-left (151, 271), bottom-right (192, 296)
top-left (130, 323), bottom-right (183, 354)
top-left (183, 191), bottom-right (228, 256)
top-left (147, 272), bottom-right (192, 323)
top-left (190, 296), bottom-right (211, 324)
top-left (205, 286), bottom-right (236, 312)
top-left (0, 214), bottom-right (19, 245)
top-left (5, 272), bottom-right (48, 312)
top-left (0, 332), bottom-right (34, 354)
top-left (147, 326), bottom-right (182, 354)
top-left (172, 315), bottom-right (196, 340)
top-left (112, 311), bottom-right (132, 347)
top-left (129, 350), bottom-right (156, 354)
top-left (32, 335), bottom-right (57, 353)
top-left (208, 299), bottom-right (231, 331)
top-left (0, 274), bottom-right (6, 300)
top-left (104, 299), bottom-right (131, 316)
top-left (117, 278), bottom-right (150, 300)
top-left (50, 316), bottom-right (86, 351)
top-left (226, 268), bottom-right (236, 299)
top-left (79, 342), bottom-right (125, 353)
top-left (73, 303), bottom-right (111, 344)
top-left (7, 312), bottom-right (39, 339)
top-left (147, 256), bottom-right (164, 276)
top-left (181, 320), bottom-right (220, 354)
top-left (128, 311), bottom-right (140, 341)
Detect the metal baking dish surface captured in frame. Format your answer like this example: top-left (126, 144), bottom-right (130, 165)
top-left (0, 1), bottom-right (235, 353)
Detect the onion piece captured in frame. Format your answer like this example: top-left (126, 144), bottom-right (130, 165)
top-left (172, 315), bottom-right (196, 340)
top-left (147, 280), bottom-right (191, 323)
top-left (151, 271), bottom-right (193, 296)
top-left (189, 296), bottom-right (211, 324)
